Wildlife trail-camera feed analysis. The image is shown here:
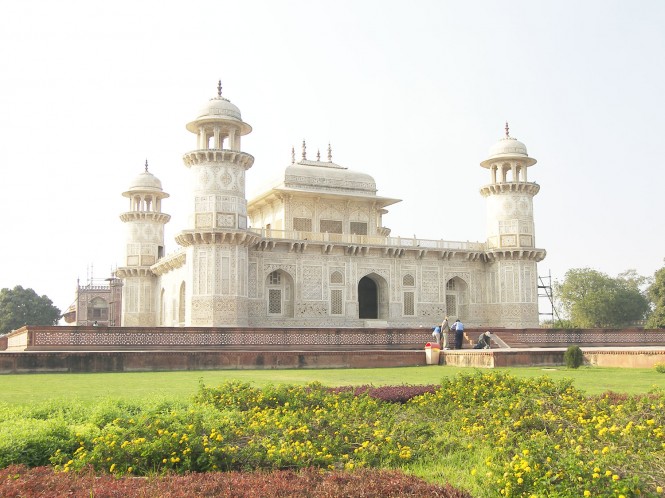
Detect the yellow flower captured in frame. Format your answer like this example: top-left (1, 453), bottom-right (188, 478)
top-left (584, 491), bottom-right (591, 497)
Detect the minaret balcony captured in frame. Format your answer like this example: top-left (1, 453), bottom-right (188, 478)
top-left (120, 212), bottom-right (171, 223)
top-left (114, 267), bottom-right (155, 278)
top-left (480, 182), bottom-right (540, 197)
top-left (183, 149), bottom-right (254, 169)
top-left (485, 248), bottom-right (547, 262)
top-left (175, 229), bottom-right (262, 247)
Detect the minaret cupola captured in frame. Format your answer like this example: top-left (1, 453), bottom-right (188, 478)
top-left (480, 122), bottom-right (538, 187)
top-left (186, 80), bottom-right (252, 152)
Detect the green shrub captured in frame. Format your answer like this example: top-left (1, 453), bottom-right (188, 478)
top-left (0, 418), bottom-right (73, 467)
top-left (564, 345), bottom-right (584, 369)
top-left (655, 363), bottom-right (665, 374)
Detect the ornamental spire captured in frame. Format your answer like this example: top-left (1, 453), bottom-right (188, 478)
top-left (328, 143), bottom-right (332, 162)
top-left (217, 80), bottom-right (222, 97)
top-left (301, 140), bottom-right (306, 160)
top-left (291, 146), bottom-right (295, 164)
top-left (316, 149), bottom-right (321, 161)
top-left (505, 121), bottom-right (510, 138)
top-left (145, 159), bottom-right (149, 172)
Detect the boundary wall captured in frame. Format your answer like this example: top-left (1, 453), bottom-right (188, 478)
top-left (1, 326), bottom-right (663, 373)
top-left (4, 326), bottom-right (664, 352)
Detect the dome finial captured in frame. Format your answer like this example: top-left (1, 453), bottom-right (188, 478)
top-left (316, 149), bottom-right (321, 161)
top-left (328, 143), bottom-right (332, 162)
top-left (302, 140), bottom-right (307, 160)
top-left (505, 121), bottom-right (510, 138)
top-left (217, 80), bottom-right (222, 97)
top-left (291, 146), bottom-right (295, 164)
top-left (145, 159), bottom-right (149, 172)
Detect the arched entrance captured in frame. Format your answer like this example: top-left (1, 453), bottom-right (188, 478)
top-left (358, 276), bottom-right (378, 319)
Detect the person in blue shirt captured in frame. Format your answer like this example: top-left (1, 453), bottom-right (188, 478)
top-left (451, 319), bottom-right (464, 349)
top-left (431, 325), bottom-right (442, 347)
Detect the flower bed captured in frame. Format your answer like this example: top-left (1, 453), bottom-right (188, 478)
top-left (0, 373), bottom-right (663, 497)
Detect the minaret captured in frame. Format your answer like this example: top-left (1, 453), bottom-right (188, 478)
top-left (174, 81), bottom-right (259, 326)
top-left (116, 161), bottom-right (170, 326)
top-left (480, 123), bottom-right (546, 327)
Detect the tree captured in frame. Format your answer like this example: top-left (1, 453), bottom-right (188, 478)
top-left (0, 286), bottom-right (61, 334)
top-left (646, 265), bottom-right (665, 329)
top-left (554, 268), bottom-right (650, 328)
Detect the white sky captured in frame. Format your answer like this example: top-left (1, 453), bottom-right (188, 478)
top-left (1, 0), bottom-right (664, 315)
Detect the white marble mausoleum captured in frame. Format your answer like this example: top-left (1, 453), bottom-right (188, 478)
top-left (114, 82), bottom-right (546, 328)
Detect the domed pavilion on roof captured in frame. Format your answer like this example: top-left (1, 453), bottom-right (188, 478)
top-left (112, 84), bottom-right (546, 328)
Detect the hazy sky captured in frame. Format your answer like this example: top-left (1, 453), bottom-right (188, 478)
top-left (1, 0), bottom-right (664, 315)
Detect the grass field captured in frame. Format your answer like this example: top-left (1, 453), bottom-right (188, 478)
top-left (2, 365), bottom-right (664, 406)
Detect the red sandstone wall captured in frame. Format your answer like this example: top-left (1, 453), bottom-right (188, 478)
top-left (9, 326), bottom-right (665, 353)
top-left (0, 350), bottom-right (426, 374)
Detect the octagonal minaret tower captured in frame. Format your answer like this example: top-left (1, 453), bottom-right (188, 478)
top-left (116, 161), bottom-right (171, 326)
top-left (174, 82), bottom-right (259, 326)
top-left (480, 124), bottom-right (546, 327)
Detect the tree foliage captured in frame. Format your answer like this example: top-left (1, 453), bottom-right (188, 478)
top-left (554, 268), bottom-right (650, 328)
top-left (0, 286), bottom-right (61, 334)
top-left (646, 265), bottom-right (665, 329)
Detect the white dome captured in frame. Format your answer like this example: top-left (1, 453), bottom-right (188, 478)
top-left (481, 127), bottom-right (537, 169)
top-left (125, 170), bottom-right (163, 193)
top-left (186, 92), bottom-right (252, 135)
top-left (195, 96), bottom-right (242, 121)
top-left (284, 160), bottom-right (377, 195)
top-left (488, 137), bottom-right (529, 159)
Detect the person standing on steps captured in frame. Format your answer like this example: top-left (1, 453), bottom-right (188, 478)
top-left (451, 319), bottom-right (464, 349)
top-left (440, 316), bottom-right (450, 349)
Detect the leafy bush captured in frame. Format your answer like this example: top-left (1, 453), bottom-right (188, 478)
top-left (51, 381), bottom-right (431, 475)
top-left (655, 363), bottom-right (665, 374)
top-left (564, 345), bottom-right (584, 368)
top-left (0, 418), bottom-right (73, 468)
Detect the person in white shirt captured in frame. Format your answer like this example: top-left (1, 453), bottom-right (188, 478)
top-left (451, 319), bottom-right (464, 349)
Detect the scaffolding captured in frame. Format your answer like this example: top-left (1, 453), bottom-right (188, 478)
top-left (538, 270), bottom-right (560, 323)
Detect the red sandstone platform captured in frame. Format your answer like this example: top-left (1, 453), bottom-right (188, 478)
top-left (1, 347), bottom-right (664, 374)
top-left (1, 326), bottom-right (663, 373)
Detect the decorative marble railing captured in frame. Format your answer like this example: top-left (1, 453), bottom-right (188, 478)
top-left (3, 326), bottom-right (664, 353)
top-left (247, 228), bottom-right (486, 251)
top-left (4, 326), bottom-right (432, 351)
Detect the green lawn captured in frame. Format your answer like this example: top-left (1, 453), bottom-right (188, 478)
top-left (2, 365), bottom-right (664, 406)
